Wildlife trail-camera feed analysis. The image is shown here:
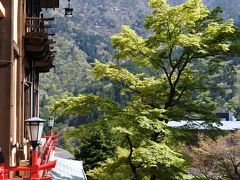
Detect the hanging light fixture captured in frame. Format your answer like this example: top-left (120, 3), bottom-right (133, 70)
top-left (25, 117), bottom-right (45, 149)
top-left (48, 116), bottom-right (55, 129)
top-left (64, 0), bottom-right (73, 17)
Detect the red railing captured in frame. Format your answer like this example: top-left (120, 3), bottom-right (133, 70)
top-left (0, 131), bottom-right (59, 179)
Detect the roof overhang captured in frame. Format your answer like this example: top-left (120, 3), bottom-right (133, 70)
top-left (0, 1), bottom-right (5, 18)
top-left (40, 0), bottom-right (59, 8)
top-left (168, 120), bottom-right (240, 131)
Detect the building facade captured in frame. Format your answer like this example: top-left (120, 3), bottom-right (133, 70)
top-left (0, 0), bottom-right (58, 171)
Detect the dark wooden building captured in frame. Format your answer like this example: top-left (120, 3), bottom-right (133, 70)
top-left (0, 0), bottom-right (58, 174)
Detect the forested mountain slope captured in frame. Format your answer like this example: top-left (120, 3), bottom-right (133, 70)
top-left (40, 0), bottom-right (240, 122)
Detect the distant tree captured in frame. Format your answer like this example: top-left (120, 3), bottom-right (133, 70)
top-left (189, 130), bottom-right (240, 180)
top-left (62, 120), bottom-right (116, 172)
top-left (52, 0), bottom-right (237, 179)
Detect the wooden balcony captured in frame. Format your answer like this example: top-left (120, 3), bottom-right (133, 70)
top-left (24, 15), bottom-right (56, 73)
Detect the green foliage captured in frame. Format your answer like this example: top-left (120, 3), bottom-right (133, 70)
top-left (88, 144), bottom-right (190, 180)
top-left (132, 141), bottom-right (188, 179)
top-left (108, 0), bottom-right (235, 121)
top-left (87, 148), bottom-right (133, 180)
top-left (50, 0), bottom-right (240, 179)
top-left (51, 94), bottom-right (118, 116)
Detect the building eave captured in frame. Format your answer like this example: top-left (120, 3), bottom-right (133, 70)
top-left (168, 120), bottom-right (240, 131)
top-left (0, 2), bottom-right (5, 18)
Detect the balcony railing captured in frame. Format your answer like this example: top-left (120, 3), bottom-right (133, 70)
top-left (25, 14), bottom-right (56, 73)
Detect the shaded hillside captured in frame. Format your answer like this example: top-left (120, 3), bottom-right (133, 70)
top-left (40, 0), bottom-right (240, 121)
top-left (203, 0), bottom-right (240, 26)
top-left (50, 0), bottom-right (240, 61)
top-left (55, 0), bottom-right (150, 34)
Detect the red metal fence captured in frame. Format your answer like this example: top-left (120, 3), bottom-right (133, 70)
top-left (0, 132), bottom-right (59, 179)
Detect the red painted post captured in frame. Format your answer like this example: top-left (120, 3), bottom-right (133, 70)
top-left (50, 129), bottom-right (53, 137)
top-left (31, 150), bottom-right (39, 179)
top-left (0, 164), bottom-right (8, 180)
top-left (0, 164), bottom-right (4, 179)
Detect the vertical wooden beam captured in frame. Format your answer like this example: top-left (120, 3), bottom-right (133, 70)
top-left (17, 0), bottom-right (25, 150)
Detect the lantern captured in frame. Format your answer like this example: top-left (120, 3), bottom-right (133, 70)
top-left (25, 117), bottom-right (45, 149)
top-left (64, 0), bottom-right (73, 17)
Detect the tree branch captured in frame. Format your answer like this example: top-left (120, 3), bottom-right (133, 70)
top-left (169, 45), bottom-right (174, 68)
top-left (176, 86), bottom-right (187, 102)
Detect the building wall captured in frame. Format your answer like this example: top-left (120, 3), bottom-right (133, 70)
top-left (0, 0), bottom-right (26, 166)
top-left (0, 0), bottom-right (56, 171)
top-left (10, 0), bottom-right (26, 167)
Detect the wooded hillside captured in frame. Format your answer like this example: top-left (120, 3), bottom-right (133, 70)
top-left (40, 0), bottom-right (240, 124)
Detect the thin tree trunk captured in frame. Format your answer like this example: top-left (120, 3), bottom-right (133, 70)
top-left (126, 135), bottom-right (139, 180)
